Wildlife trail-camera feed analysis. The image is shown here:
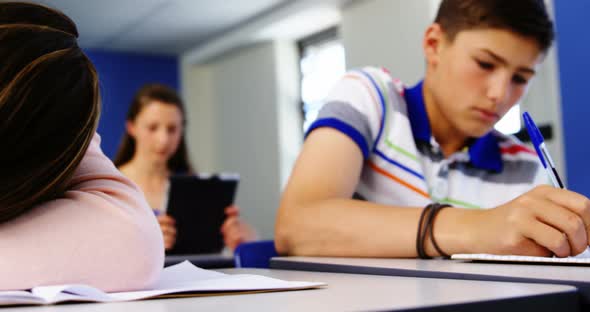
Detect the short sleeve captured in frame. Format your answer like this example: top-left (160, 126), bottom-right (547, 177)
top-left (305, 67), bottom-right (390, 159)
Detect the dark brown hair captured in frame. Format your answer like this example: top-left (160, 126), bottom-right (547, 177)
top-left (113, 84), bottom-right (193, 174)
top-left (0, 3), bottom-right (100, 222)
top-left (435, 0), bottom-right (555, 52)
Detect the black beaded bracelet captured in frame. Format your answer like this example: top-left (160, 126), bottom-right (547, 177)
top-left (416, 205), bottom-right (432, 259)
top-left (428, 203), bottom-right (451, 258)
top-left (416, 203), bottom-right (451, 259)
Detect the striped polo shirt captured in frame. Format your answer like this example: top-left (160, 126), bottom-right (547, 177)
top-left (307, 67), bottom-right (547, 209)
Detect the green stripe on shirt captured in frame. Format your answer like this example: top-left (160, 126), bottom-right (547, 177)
top-left (440, 197), bottom-right (481, 209)
top-left (384, 139), bottom-right (419, 161)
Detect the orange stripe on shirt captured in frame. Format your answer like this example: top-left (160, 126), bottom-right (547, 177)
top-left (368, 161), bottom-right (429, 198)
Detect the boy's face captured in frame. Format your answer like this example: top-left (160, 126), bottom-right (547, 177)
top-left (424, 25), bottom-right (545, 138)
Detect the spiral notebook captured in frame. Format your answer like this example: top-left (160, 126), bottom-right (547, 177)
top-left (452, 248), bottom-right (590, 265)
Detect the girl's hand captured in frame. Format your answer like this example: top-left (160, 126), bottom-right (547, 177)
top-left (221, 205), bottom-right (257, 250)
top-left (157, 214), bottom-right (177, 251)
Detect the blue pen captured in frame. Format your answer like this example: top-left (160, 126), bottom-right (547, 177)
top-left (523, 112), bottom-right (565, 189)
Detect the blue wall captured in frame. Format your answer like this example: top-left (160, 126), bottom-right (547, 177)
top-left (84, 49), bottom-right (179, 159)
top-left (554, 1), bottom-right (590, 195)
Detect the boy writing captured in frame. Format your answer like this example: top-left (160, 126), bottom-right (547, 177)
top-left (276, 0), bottom-right (590, 259)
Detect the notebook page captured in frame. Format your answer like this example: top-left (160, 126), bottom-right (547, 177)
top-left (452, 247), bottom-right (590, 264)
top-left (106, 261), bottom-right (325, 301)
top-left (22, 261), bottom-right (224, 304)
top-left (20, 261), bottom-right (326, 304)
top-left (107, 274), bottom-right (325, 301)
top-left (153, 260), bottom-right (226, 289)
top-left (31, 284), bottom-right (113, 303)
top-left (0, 291), bottom-right (47, 305)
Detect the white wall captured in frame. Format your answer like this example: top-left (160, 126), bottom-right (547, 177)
top-left (341, 0), bottom-right (432, 83)
top-left (181, 41), bottom-right (300, 239)
top-left (181, 64), bottom-right (217, 171)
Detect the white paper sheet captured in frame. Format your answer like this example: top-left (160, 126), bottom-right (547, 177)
top-left (452, 247), bottom-right (590, 264)
top-left (0, 261), bottom-right (326, 305)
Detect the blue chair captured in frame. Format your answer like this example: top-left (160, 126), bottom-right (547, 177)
top-left (234, 240), bottom-right (278, 268)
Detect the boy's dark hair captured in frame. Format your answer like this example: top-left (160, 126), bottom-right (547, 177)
top-left (114, 84), bottom-right (194, 174)
top-left (435, 0), bottom-right (554, 52)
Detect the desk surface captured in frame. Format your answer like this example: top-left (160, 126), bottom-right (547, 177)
top-left (272, 256), bottom-right (590, 301)
top-left (1, 268), bottom-right (577, 311)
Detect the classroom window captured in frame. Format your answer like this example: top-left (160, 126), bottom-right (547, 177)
top-left (299, 27), bottom-right (345, 132)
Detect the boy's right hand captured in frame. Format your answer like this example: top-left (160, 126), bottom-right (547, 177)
top-left (469, 185), bottom-right (590, 257)
top-left (157, 214), bottom-right (177, 251)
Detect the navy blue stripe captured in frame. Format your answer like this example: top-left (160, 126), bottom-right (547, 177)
top-left (354, 69), bottom-right (425, 180)
top-left (404, 81), bottom-right (431, 142)
top-left (374, 149), bottom-right (425, 180)
top-left (354, 69), bottom-right (386, 151)
top-left (306, 118), bottom-right (370, 159)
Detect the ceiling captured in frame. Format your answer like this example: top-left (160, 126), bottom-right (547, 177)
top-left (28, 0), bottom-right (290, 55)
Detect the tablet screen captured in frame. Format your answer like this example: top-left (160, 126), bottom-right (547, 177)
top-left (166, 174), bottom-right (238, 255)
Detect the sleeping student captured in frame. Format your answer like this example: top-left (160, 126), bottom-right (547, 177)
top-left (276, 0), bottom-right (590, 259)
top-left (115, 84), bottom-right (257, 252)
top-left (0, 2), bottom-right (164, 291)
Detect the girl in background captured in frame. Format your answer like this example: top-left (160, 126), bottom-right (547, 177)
top-left (115, 84), bottom-right (257, 251)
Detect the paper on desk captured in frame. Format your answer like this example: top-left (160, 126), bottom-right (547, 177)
top-left (0, 261), bottom-right (326, 305)
top-left (452, 247), bottom-right (590, 265)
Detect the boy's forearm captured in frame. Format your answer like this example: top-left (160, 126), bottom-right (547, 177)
top-left (426, 207), bottom-right (481, 256)
top-left (277, 199), bottom-right (454, 257)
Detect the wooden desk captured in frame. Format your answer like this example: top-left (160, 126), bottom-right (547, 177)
top-left (272, 256), bottom-right (590, 305)
top-left (0, 268), bottom-right (577, 311)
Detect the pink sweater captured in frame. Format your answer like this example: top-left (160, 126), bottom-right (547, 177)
top-left (0, 134), bottom-right (164, 291)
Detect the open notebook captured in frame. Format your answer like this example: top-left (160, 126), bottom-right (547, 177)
top-left (0, 261), bottom-right (326, 306)
top-left (452, 248), bottom-right (590, 265)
